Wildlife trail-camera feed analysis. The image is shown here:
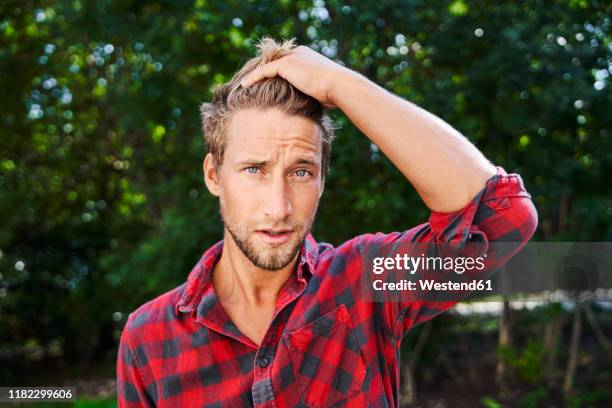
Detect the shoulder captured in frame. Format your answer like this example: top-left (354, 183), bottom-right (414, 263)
top-left (311, 235), bottom-right (369, 277)
top-left (313, 233), bottom-right (378, 266)
top-left (121, 283), bottom-right (186, 346)
top-left (315, 229), bottom-right (426, 260)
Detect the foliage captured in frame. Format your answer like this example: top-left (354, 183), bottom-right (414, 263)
top-left (517, 386), bottom-right (549, 408)
top-left (498, 339), bottom-right (544, 384)
top-left (567, 388), bottom-right (611, 408)
top-left (0, 0), bottom-right (610, 385)
top-left (20, 396), bottom-right (117, 408)
top-left (480, 396), bottom-right (502, 408)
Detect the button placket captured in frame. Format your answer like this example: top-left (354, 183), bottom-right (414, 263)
top-left (252, 324), bottom-right (277, 407)
top-left (252, 265), bottom-right (309, 406)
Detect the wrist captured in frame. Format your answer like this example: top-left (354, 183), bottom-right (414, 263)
top-left (327, 67), bottom-right (371, 109)
top-left (327, 66), bottom-right (368, 108)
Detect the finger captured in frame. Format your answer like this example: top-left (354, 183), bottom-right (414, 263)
top-left (240, 59), bottom-right (283, 88)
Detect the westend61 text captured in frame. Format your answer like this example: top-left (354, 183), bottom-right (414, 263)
top-left (373, 279), bottom-right (493, 291)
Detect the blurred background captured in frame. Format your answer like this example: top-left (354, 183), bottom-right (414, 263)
top-left (1, 0), bottom-right (611, 407)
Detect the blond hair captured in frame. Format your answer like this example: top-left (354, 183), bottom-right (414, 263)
top-left (200, 37), bottom-right (336, 177)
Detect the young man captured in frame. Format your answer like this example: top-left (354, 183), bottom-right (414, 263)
top-left (117, 38), bottom-right (537, 407)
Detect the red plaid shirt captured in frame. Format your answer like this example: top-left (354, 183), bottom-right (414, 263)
top-left (117, 166), bottom-right (537, 407)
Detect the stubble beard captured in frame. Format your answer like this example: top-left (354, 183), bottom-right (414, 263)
top-left (220, 206), bottom-right (316, 271)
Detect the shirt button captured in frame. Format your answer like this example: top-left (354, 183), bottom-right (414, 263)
top-left (257, 357), bottom-right (269, 368)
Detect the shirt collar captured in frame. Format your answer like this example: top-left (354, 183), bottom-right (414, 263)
top-left (175, 233), bottom-right (319, 316)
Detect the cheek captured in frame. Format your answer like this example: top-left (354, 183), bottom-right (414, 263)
top-left (220, 175), bottom-right (269, 214)
top-left (292, 183), bottom-right (321, 216)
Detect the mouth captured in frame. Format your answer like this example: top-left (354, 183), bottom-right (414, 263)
top-left (256, 228), bottom-right (294, 244)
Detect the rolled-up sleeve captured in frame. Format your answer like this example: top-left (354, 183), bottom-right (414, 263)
top-left (428, 166), bottom-right (537, 249)
top-left (360, 165), bottom-right (538, 339)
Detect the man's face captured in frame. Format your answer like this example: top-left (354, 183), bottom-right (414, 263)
top-left (204, 108), bottom-right (324, 271)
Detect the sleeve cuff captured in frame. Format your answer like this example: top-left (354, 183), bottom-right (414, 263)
top-left (428, 166), bottom-right (531, 249)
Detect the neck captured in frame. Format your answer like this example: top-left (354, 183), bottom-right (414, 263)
top-left (212, 230), bottom-right (299, 309)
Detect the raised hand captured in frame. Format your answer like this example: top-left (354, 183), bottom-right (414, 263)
top-left (240, 45), bottom-right (350, 109)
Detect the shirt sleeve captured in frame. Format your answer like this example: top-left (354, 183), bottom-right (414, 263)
top-left (117, 315), bottom-right (156, 408)
top-left (359, 165), bottom-right (538, 340)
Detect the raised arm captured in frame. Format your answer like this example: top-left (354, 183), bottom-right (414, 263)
top-left (240, 44), bottom-right (497, 212)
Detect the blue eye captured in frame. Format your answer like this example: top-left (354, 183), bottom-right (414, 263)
top-left (245, 167), bottom-right (259, 174)
top-left (295, 169), bottom-right (311, 177)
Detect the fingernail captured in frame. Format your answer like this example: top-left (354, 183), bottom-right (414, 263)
top-left (240, 80), bottom-right (248, 88)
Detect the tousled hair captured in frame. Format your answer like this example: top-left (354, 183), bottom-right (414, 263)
top-left (199, 37), bottom-right (336, 178)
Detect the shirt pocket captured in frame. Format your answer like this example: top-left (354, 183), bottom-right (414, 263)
top-left (283, 304), bottom-right (366, 408)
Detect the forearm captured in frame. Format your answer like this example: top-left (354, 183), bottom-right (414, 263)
top-left (331, 70), bottom-right (497, 213)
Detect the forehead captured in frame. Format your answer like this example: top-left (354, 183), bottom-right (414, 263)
top-left (224, 108), bottom-right (322, 161)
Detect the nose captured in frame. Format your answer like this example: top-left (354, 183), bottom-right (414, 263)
top-left (264, 175), bottom-right (293, 221)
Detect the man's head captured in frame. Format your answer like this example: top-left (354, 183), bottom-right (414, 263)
top-left (200, 37), bottom-right (336, 271)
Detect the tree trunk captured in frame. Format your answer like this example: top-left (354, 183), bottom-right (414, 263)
top-left (541, 312), bottom-right (565, 385)
top-left (400, 321), bottom-right (432, 406)
top-left (563, 302), bottom-right (583, 397)
top-left (400, 364), bottom-right (417, 407)
top-left (496, 298), bottom-right (512, 390)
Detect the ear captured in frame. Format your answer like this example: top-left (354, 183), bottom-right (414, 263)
top-left (203, 153), bottom-right (220, 197)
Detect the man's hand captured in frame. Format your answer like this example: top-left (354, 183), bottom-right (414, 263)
top-left (240, 45), bottom-right (350, 109)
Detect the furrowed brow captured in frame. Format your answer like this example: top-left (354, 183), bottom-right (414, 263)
top-left (294, 157), bottom-right (318, 166)
top-left (238, 160), bottom-right (268, 167)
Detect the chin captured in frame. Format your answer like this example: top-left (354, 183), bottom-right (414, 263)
top-left (251, 237), bottom-right (303, 270)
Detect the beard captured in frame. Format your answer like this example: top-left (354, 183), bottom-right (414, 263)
top-left (220, 204), bottom-right (316, 271)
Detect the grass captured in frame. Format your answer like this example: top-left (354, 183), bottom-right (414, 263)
top-left (4, 396), bottom-right (116, 408)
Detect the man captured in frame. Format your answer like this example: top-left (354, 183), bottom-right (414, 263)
top-left (117, 37), bottom-right (537, 407)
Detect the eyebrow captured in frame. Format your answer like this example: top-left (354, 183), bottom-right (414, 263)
top-left (294, 157), bottom-right (318, 166)
top-left (237, 160), bottom-right (268, 167)
top-left (237, 157), bottom-right (319, 167)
